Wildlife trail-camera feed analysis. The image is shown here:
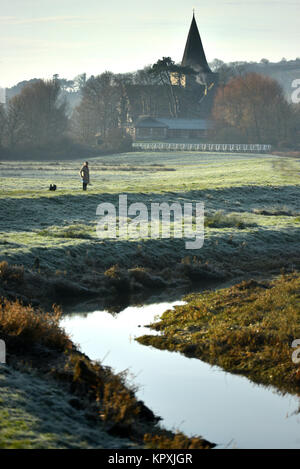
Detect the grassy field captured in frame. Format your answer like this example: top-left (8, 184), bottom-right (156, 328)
top-left (0, 151), bottom-right (300, 302)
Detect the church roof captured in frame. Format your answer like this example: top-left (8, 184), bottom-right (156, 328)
top-left (182, 14), bottom-right (212, 75)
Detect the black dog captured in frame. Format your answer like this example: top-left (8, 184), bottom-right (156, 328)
top-left (49, 184), bottom-right (57, 191)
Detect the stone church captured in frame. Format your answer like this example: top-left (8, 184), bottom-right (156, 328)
top-left (132, 14), bottom-right (219, 141)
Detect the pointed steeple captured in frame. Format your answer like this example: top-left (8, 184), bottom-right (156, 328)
top-left (182, 13), bottom-right (212, 75)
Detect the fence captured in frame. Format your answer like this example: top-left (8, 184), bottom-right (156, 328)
top-left (132, 142), bottom-right (272, 153)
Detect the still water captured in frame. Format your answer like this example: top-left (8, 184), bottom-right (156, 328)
top-left (61, 302), bottom-right (300, 449)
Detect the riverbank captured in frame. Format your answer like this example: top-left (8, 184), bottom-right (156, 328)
top-left (137, 274), bottom-right (300, 395)
top-left (0, 299), bottom-right (213, 449)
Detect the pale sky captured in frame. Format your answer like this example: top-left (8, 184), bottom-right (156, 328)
top-left (0, 0), bottom-right (299, 87)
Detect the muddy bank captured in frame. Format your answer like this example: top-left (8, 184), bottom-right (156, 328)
top-left (2, 243), bottom-right (300, 311)
top-left (0, 258), bottom-right (227, 310)
top-left (137, 274), bottom-right (300, 396)
top-left (0, 299), bottom-right (214, 449)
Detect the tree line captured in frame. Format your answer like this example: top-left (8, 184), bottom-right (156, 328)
top-left (212, 73), bottom-right (300, 146)
top-left (0, 58), bottom-right (299, 159)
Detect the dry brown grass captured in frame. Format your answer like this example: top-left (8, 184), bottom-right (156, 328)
top-left (65, 354), bottom-right (142, 423)
top-left (0, 300), bottom-right (71, 351)
top-left (104, 265), bottom-right (130, 293)
top-left (0, 261), bottom-right (24, 283)
top-left (101, 378), bottom-right (140, 425)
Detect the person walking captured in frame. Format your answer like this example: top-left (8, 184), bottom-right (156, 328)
top-left (80, 161), bottom-right (90, 191)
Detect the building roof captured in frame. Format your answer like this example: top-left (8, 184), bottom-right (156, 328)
top-left (135, 116), bottom-right (168, 128)
top-left (182, 14), bottom-right (212, 75)
top-left (135, 117), bottom-right (212, 130)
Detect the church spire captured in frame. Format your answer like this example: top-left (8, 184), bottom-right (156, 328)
top-left (182, 14), bottom-right (212, 75)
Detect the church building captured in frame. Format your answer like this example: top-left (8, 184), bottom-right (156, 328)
top-left (133, 13), bottom-right (218, 141)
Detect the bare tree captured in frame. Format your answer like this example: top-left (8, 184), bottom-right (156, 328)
top-left (72, 72), bottom-right (121, 143)
top-left (6, 95), bottom-right (25, 148)
top-left (6, 79), bottom-right (68, 148)
top-left (0, 104), bottom-right (6, 147)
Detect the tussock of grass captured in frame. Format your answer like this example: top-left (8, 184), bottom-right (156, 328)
top-left (65, 355), bottom-right (143, 430)
top-left (0, 261), bottom-right (24, 283)
top-left (0, 300), bottom-right (71, 352)
top-left (205, 211), bottom-right (254, 229)
top-left (129, 267), bottom-right (166, 289)
top-left (252, 206), bottom-right (300, 217)
top-left (38, 225), bottom-right (92, 240)
top-left (137, 274), bottom-right (300, 394)
top-left (104, 265), bottom-right (131, 293)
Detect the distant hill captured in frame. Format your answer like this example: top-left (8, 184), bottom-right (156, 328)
top-left (244, 61), bottom-right (300, 102)
top-left (210, 58), bottom-right (300, 102)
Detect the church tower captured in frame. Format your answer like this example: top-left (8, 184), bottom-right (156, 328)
top-left (182, 13), bottom-right (216, 87)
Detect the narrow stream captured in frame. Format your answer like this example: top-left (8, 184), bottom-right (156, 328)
top-left (61, 301), bottom-right (300, 449)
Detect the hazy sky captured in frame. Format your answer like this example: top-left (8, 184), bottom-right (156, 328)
top-left (0, 0), bottom-right (299, 87)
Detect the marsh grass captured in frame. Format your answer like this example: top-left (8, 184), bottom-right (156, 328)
top-left (0, 300), bottom-right (71, 352)
top-left (37, 224), bottom-right (93, 240)
top-left (137, 274), bottom-right (300, 394)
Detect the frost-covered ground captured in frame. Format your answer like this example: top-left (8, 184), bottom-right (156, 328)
top-left (0, 152), bottom-right (300, 276)
top-left (0, 366), bottom-right (136, 449)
